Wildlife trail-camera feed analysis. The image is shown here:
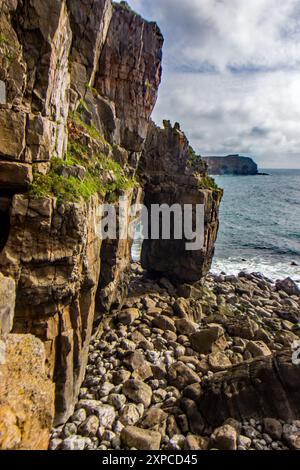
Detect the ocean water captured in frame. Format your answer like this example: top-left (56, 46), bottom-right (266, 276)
top-left (132, 169), bottom-right (300, 284)
top-left (212, 169), bottom-right (300, 284)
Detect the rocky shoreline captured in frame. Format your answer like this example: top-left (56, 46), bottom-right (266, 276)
top-left (49, 266), bottom-right (300, 451)
top-left (1, 0), bottom-right (300, 451)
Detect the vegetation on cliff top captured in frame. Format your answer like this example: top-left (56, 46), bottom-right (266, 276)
top-left (198, 175), bottom-right (220, 191)
top-left (187, 147), bottom-right (220, 191)
top-left (29, 142), bottom-right (136, 204)
top-left (29, 99), bottom-right (137, 203)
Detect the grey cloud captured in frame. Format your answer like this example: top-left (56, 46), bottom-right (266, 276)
top-left (121, 0), bottom-right (300, 168)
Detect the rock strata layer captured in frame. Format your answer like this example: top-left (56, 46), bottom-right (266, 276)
top-left (0, 274), bottom-right (54, 450)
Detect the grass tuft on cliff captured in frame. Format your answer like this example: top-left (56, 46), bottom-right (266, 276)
top-left (198, 175), bottom-right (220, 191)
top-left (69, 109), bottom-right (109, 144)
top-left (29, 141), bottom-right (137, 203)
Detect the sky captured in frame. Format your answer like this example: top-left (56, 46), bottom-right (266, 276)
top-left (117, 0), bottom-right (300, 168)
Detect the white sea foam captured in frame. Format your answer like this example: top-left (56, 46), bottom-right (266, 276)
top-left (211, 257), bottom-right (300, 286)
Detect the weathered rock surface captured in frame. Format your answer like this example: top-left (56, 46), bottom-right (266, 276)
top-left (209, 424), bottom-right (237, 450)
top-left (0, 334), bottom-right (54, 450)
top-left (276, 277), bottom-right (300, 297)
top-left (121, 426), bottom-right (161, 450)
top-left (0, 273), bottom-right (15, 336)
top-left (0, 194), bottom-right (103, 425)
top-left (140, 121), bottom-right (222, 282)
top-left (0, 0), bottom-right (164, 426)
top-left (193, 352), bottom-right (300, 428)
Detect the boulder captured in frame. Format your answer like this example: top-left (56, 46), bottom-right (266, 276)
top-left (175, 318), bottom-right (198, 336)
top-left (116, 308), bottom-right (140, 325)
top-left (263, 418), bottom-right (283, 440)
top-left (78, 415), bottom-right (99, 437)
top-left (141, 408), bottom-right (168, 430)
top-left (276, 278), bottom-right (300, 297)
top-left (209, 425), bottom-right (238, 450)
top-left (184, 434), bottom-right (209, 450)
top-left (190, 325), bottom-right (227, 354)
top-left (246, 341), bottom-right (272, 358)
top-left (120, 404), bottom-right (141, 426)
top-left (173, 298), bottom-right (190, 318)
top-left (78, 401), bottom-right (116, 429)
top-left (152, 315), bottom-right (176, 333)
top-left (121, 426), bottom-right (161, 451)
top-left (208, 352), bottom-right (232, 372)
top-left (61, 436), bottom-right (86, 450)
top-left (123, 380), bottom-right (152, 408)
top-left (194, 351), bottom-right (300, 427)
top-left (123, 350), bottom-right (146, 371)
top-left (168, 361), bottom-right (201, 390)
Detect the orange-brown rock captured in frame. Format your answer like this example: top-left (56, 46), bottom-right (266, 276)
top-left (0, 334), bottom-right (54, 450)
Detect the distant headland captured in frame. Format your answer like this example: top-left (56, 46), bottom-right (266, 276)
top-left (202, 154), bottom-right (269, 176)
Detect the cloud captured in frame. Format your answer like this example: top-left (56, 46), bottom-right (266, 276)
top-left (118, 0), bottom-right (300, 168)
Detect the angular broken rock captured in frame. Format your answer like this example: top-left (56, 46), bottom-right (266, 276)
top-left (263, 418), bottom-right (283, 441)
top-left (173, 298), bottom-right (190, 318)
top-left (276, 278), bottom-right (300, 297)
top-left (195, 351), bottom-right (300, 427)
top-left (78, 415), bottom-right (99, 437)
top-left (121, 426), bottom-right (161, 450)
top-left (61, 436), bottom-right (86, 451)
top-left (175, 318), bottom-right (198, 336)
top-left (123, 350), bottom-right (146, 371)
top-left (77, 401), bottom-right (116, 429)
top-left (168, 361), bottom-right (201, 390)
top-left (141, 408), bottom-right (168, 430)
top-left (208, 352), bottom-right (232, 372)
top-left (116, 308), bottom-right (139, 325)
top-left (246, 340), bottom-right (272, 358)
top-left (190, 325), bottom-right (227, 354)
top-left (132, 363), bottom-right (153, 381)
top-left (209, 424), bottom-right (238, 450)
top-left (184, 434), bottom-right (209, 450)
top-left (152, 315), bottom-right (176, 333)
top-left (283, 423), bottom-right (300, 450)
top-left (120, 404), bottom-right (141, 426)
top-left (123, 380), bottom-right (152, 408)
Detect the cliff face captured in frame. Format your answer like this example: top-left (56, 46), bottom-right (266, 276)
top-left (140, 121), bottom-right (222, 282)
top-left (0, 274), bottom-right (54, 450)
top-left (203, 155), bottom-right (258, 175)
top-left (0, 0), bottom-right (163, 427)
top-left (0, 0), bottom-right (221, 444)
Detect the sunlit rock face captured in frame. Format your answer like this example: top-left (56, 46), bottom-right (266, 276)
top-left (0, 0), bottom-right (164, 426)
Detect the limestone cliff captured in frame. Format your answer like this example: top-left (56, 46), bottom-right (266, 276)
top-left (140, 121), bottom-right (222, 282)
top-left (0, 0), bottom-right (221, 446)
top-left (203, 154), bottom-right (258, 175)
top-left (0, 274), bottom-right (54, 450)
top-left (0, 0), bottom-right (164, 428)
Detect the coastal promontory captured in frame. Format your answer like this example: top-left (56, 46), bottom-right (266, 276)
top-left (203, 154), bottom-right (258, 175)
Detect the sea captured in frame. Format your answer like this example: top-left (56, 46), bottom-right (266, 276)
top-left (211, 169), bottom-right (300, 285)
top-left (131, 169), bottom-right (300, 285)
